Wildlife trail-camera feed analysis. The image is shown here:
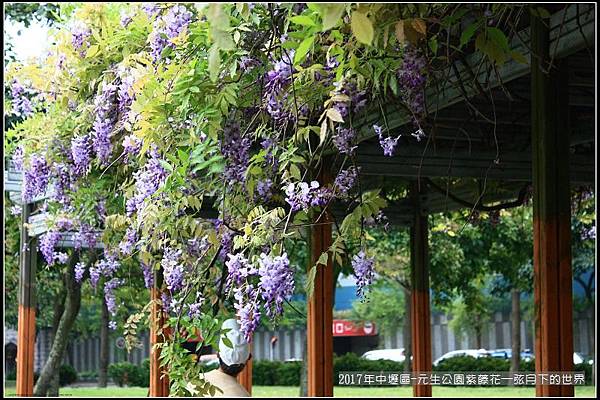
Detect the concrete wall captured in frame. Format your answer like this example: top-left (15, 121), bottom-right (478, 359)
top-left (20, 309), bottom-right (594, 373)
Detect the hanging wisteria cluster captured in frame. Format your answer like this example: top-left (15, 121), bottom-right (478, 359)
top-left (6, 3), bottom-right (445, 394)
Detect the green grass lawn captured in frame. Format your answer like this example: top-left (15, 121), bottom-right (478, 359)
top-left (4, 382), bottom-right (596, 397)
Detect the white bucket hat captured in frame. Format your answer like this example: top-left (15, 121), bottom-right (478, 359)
top-left (218, 319), bottom-right (250, 366)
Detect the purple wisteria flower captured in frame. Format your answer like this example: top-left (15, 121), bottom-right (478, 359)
top-left (284, 181), bottom-right (332, 212)
top-left (256, 179), bottom-right (273, 200)
top-left (334, 167), bottom-right (359, 197)
top-left (126, 149), bottom-right (169, 217)
top-left (56, 252), bottom-right (70, 264)
top-left (119, 227), bottom-right (138, 255)
top-left (122, 134), bottom-right (142, 161)
top-left (187, 236), bottom-right (209, 257)
top-left (120, 10), bottom-right (134, 27)
top-left (10, 205), bottom-right (22, 216)
top-left (140, 262), bottom-right (154, 289)
top-left (12, 145), bottom-right (24, 172)
top-left (332, 126), bottom-right (357, 155)
top-left (22, 153), bottom-right (50, 202)
top-left (89, 265), bottom-right (101, 289)
top-left (258, 252), bottom-right (295, 319)
top-left (71, 135), bottom-right (92, 176)
top-left (97, 254), bottom-right (121, 277)
top-left (581, 225), bottom-right (596, 240)
top-left (162, 247), bottom-right (184, 292)
top-left (374, 124), bottom-right (400, 157)
top-left (104, 278), bottom-right (123, 316)
top-left (74, 223), bottom-right (99, 249)
top-left (351, 250), bottom-right (375, 298)
top-left (108, 321), bottom-right (117, 330)
top-left (233, 285), bottom-right (261, 343)
top-left (225, 253), bottom-right (257, 289)
top-left (142, 3), bottom-right (160, 18)
top-left (92, 82), bottom-right (119, 166)
top-left (11, 80), bottom-right (34, 117)
top-left (221, 122), bottom-right (251, 184)
top-left (71, 21), bottom-right (91, 56)
top-left (50, 162), bottom-right (73, 206)
top-left (264, 50), bottom-right (296, 122)
top-left (149, 4), bottom-right (192, 64)
top-left (239, 56), bottom-right (260, 72)
top-left (187, 292), bottom-right (205, 319)
top-left (74, 262), bottom-right (86, 283)
top-left (40, 230), bottom-right (61, 265)
top-left (397, 45), bottom-right (427, 122)
top-left (365, 210), bottom-right (390, 231)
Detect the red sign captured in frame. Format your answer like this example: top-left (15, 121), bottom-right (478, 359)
top-left (332, 319), bottom-right (377, 337)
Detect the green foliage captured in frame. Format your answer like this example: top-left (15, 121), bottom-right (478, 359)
top-left (59, 364), bottom-right (79, 387)
top-left (108, 362), bottom-right (146, 387)
top-left (253, 353), bottom-right (406, 386)
top-left (350, 281), bottom-right (406, 336)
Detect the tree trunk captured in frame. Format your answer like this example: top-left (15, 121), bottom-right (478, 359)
top-left (510, 289), bottom-right (521, 373)
top-left (299, 334), bottom-right (308, 397)
top-left (475, 315), bottom-right (482, 349)
top-left (48, 288), bottom-right (67, 396)
top-left (33, 258), bottom-right (82, 396)
top-left (98, 296), bottom-right (109, 387)
top-left (402, 287), bottom-right (412, 373)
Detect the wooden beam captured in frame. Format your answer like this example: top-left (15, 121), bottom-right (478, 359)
top-left (351, 4), bottom-right (594, 143)
top-left (531, 12), bottom-right (574, 397)
top-left (236, 345), bottom-right (253, 395)
top-left (149, 270), bottom-right (169, 397)
top-left (410, 183), bottom-right (432, 397)
top-left (307, 167), bottom-right (334, 397)
top-left (16, 203), bottom-right (36, 397)
top-left (355, 144), bottom-right (595, 184)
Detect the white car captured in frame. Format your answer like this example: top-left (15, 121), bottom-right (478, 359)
top-left (361, 348), bottom-right (406, 363)
top-left (433, 349), bottom-right (490, 367)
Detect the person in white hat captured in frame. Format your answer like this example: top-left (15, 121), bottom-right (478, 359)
top-left (203, 319), bottom-right (251, 397)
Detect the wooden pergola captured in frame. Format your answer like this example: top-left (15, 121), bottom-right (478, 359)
top-left (9, 4), bottom-right (594, 398)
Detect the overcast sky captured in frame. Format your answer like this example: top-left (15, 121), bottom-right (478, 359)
top-left (4, 18), bottom-right (51, 62)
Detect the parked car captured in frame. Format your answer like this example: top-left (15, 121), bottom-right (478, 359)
top-left (489, 348), bottom-right (534, 362)
top-left (361, 348), bottom-right (406, 363)
top-left (573, 352), bottom-right (594, 365)
top-left (433, 349), bottom-right (490, 367)
top-left (490, 350), bottom-right (592, 365)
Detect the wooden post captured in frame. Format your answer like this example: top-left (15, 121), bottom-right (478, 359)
top-left (531, 11), bottom-right (574, 397)
top-left (236, 344), bottom-right (252, 395)
top-left (16, 203), bottom-right (36, 397)
top-left (410, 183), bottom-right (432, 397)
top-left (307, 167), bottom-right (334, 397)
top-left (149, 270), bottom-right (169, 397)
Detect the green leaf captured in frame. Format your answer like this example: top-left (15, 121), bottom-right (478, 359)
top-left (189, 86), bottom-right (200, 93)
top-left (85, 45), bottom-right (99, 58)
top-left (351, 11), bottom-right (374, 45)
top-left (326, 108), bottom-right (344, 123)
top-left (305, 266), bottom-right (317, 299)
top-left (159, 160), bottom-right (174, 172)
top-left (510, 50), bottom-right (528, 64)
top-left (429, 37), bottom-right (438, 55)
top-left (319, 4), bottom-right (346, 31)
top-left (294, 35), bottom-right (315, 65)
top-left (389, 73), bottom-right (398, 96)
top-left (317, 251), bottom-right (329, 266)
top-left (460, 21), bottom-right (480, 48)
top-left (289, 15), bottom-right (316, 27)
top-left (486, 27), bottom-right (509, 51)
top-left (212, 29), bottom-right (235, 51)
top-left (208, 45), bottom-right (220, 83)
top-left (221, 336), bottom-right (233, 349)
